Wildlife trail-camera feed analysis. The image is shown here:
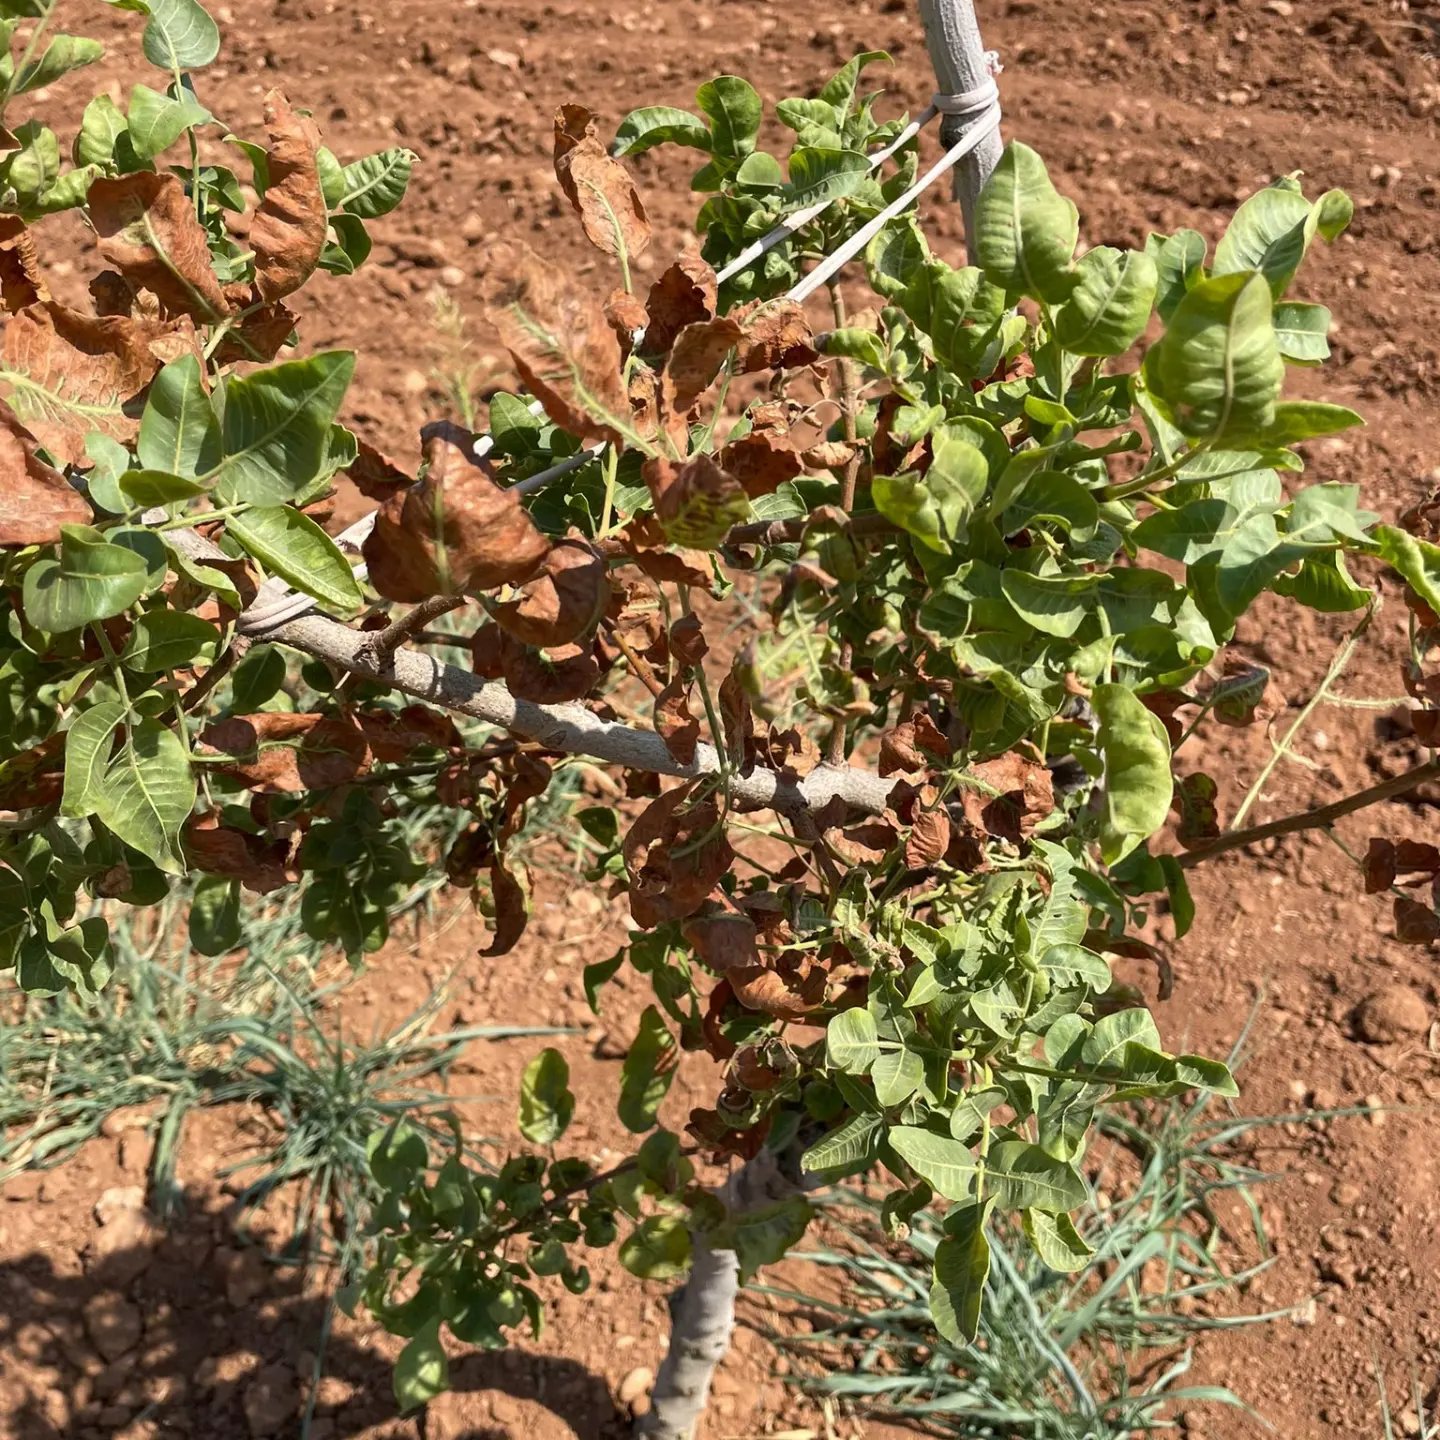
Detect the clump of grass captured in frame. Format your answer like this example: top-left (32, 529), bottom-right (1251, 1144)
top-left (762, 1043), bottom-right (1310, 1438)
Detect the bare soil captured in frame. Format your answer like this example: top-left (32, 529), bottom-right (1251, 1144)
top-left (3, 1), bottom-right (1440, 1437)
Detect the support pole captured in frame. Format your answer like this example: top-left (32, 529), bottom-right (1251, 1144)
top-left (916, 0), bottom-right (1004, 253)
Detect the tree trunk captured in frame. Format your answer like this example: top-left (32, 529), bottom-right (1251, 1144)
top-left (916, 0), bottom-right (1004, 250)
top-left (635, 1152), bottom-right (793, 1439)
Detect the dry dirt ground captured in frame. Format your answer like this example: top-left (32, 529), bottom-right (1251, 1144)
top-left (3, 1), bottom-right (1440, 1437)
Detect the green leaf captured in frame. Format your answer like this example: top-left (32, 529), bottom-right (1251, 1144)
top-left (619, 1214), bottom-right (692, 1280)
top-left (393, 1319), bottom-right (448, 1413)
top-left (74, 94), bottom-right (131, 171)
top-left (12, 34), bottom-right (104, 95)
top-left (582, 950), bottom-right (625, 1013)
top-left (613, 106), bottom-right (712, 156)
top-left (866, 217), bottom-right (929, 300)
top-left (1233, 400), bottom-right (1363, 448)
top-left (822, 327), bottom-right (887, 369)
top-left (718, 1196), bottom-right (811, 1281)
top-left (336, 147), bottom-right (416, 218)
top-left (61, 701), bottom-right (126, 819)
top-left (229, 646), bottom-right (287, 710)
top-left (519, 1047), bottom-right (574, 1145)
top-left (826, 1007), bottom-right (880, 1073)
top-left (873, 471), bottom-right (946, 553)
top-left (974, 141), bottom-right (1078, 304)
top-left (780, 146), bottom-right (870, 211)
top-left (1038, 944), bottom-right (1111, 987)
top-left (999, 571), bottom-right (1093, 639)
top-left (1147, 228), bottom-right (1206, 322)
top-left (188, 874), bottom-right (240, 955)
top-left (1093, 683), bottom-right (1173, 865)
top-left (871, 1047), bottom-right (925, 1107)
top-left (4, 121), bottom-right (59, 204)
top-left (1145, 271), bottom-right (1284, 443)
top-left (696, 76), bottom-right (761, 161)
top-left (618, 1005), bottom-right (675, 1132)
top-left (368, 1120), bottom-right (428, 1189)
top-left (209, 352), bottom-right (356, 504)
top-left (802, 1112), bottom-right (882, 1180)
top-left (734, 150), bottom-right (783, 188)
top-left (887, 1126), bottom-right (977, 1200)
top-left (985, 1141), bottom-right (1087, 1213)
top-left (226, 505), bottom-right (362, 612)
top-left (1373, 525), bottom-right (1440, 615)
top-left (818, 50), bottom-right (891, 117)
top-left (121, 610), bottom-right (218, 671)
top-left (92, 718), bottom-right (195, 874)
top-left (1212, 178), bottom-right (1312, 298)
top-left (1054, 246), bottom-right (1157, 357)
top-left (137, 0), bottom-right (221, 70)
top-left (138, 355), bottom-right (221, 478)
top-left (1082, 1007), bottom-right (1163, 1069)
top-left (126, 83), bottom-right (211, 162)
top-left (114, 470), bottom-right (206, 508)
top-left (1023, 1207), bottom-right (1093, 1272)
top-left (929, 1199), bottom-right (991, 1344)
top-left (22, 526), bottom-right (148, 633)
top-left (1273, 301), bottom-right (1331, 365)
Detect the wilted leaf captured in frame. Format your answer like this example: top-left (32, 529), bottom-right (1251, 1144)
top-left (499, 634), bottom-right (600, 704)
top-left (623, 785), bottom-right (734, 928)
top-left (655, 678), bottom-right (699, 764)
top-left (553, 104), bottom-right (651, 261)
top-left (184, 814), bottom-right (294, 894)
top-left (718, 430), bottom-right (803, 499)
top-left (662, 315), bottom-right (744, 416)
top-left (905, 808), bottom-right (951, 867)
top-left (644, 244), bottom-right (717, 355)
top-left (343, 436), bottom-right (414, 502)
top-left (0, 400), bottom-right (89, 544)
top-left (683, 909), bottom-right (760, 972)
top-left (645, 453), bottom-right (749, 551)
top-left (481, 855), bottom-right (529, 956)
top-left (732, 298), bottom-right (819, 371)
top-left (0, 302), bottom-right (160, 464)
top-left (1174, 771), bottom-right (1221, 849)
top-left (197, 713), bottom-right (371, 793)
top-left (213, 284), bottom-right (297, 365)
top-left (87, 172), bottom-right (229, 322)
top-left (251, 90), bottom-right (326, 302)
top-left (1394, 896), bottom-right (1440, 946)
top-left (963, 752), bottom-right (1055, 844)
top-left (487, 240), bottom-right (630, 446)
top-left (0, 216), bottom-right (47, 312)
top-left (364, 434), bottom-right (549, 601)
top-left (491, 536), bottom-right (607, 647)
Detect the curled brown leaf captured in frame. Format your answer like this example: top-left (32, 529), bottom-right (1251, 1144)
top-left (363, 433), bottom-right (549, 602)
top-left (88, 172), bottom-right (230, 323)
top-left (0, 399), bottom-right (90, 545)
top-left (491, 536), bottom-right (608, 647)
top-left (655, 677), bottom-right (699, 765)
top-left (622, 784), bottom-right (734, 928)
top-left (184, 814), bottom-right (295, 894)
top-left (553, 105), bottom-right (651, 261)
top-left (662, 315), bottom-right (744, 417)
top-left (499, 633), bottom-right (600, 704)
top-left (197, 713), bottom-right (371, 794)
top-left (0, 216), bottom-right (46, 313)
top-left (643, 245), bottom-right (718, 356)
top-left (644, 453), bottom-right (749, 551)
top-left (719, 431), bottom-right (803, 499)
top-left (252, 90), bottom-right (326, 302)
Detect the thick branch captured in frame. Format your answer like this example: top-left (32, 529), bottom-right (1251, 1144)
top-left (261, 612), bottom-right (898, 817)
top-left (1175, 759), bottom-right (1440, 869)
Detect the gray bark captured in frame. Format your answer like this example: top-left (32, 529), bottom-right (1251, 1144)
top-left (917, 0), bottom-right (1004, 251)
top-left (636, 1152), bottom-right (796, 1440)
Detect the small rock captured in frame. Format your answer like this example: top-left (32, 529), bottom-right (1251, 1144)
top-left (242, 1363), bottom-right (295, 1438)
top-left (83, 1293), bottom-right (142, 1362)
top-left (618, 1366), bottom-right (654, 1408)
top-left (215, 1246), bottom-right (270, 1308)
top-left (439, 264), bottom-right (466, 288)
top-left (460, 213), bottom-right (487, 244)
top-left (1354, 986), bottom-right (1430, 1043)
top-left (86, 1189), bottom-right (159, 1289)
top-left (1330, 1181), bottom-right (1362, 1207)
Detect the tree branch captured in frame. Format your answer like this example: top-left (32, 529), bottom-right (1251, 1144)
top-left (1174, 759), bottom-right (1440, 869)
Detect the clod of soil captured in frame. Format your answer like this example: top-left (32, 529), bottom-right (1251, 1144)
top-left (1353, 986), bottom-right (1432, 1043)
top-left (83, 1291), bottom-right (143, 1362)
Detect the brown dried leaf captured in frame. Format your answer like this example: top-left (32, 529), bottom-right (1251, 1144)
top-left (802, 440), bottom-right (857, 471)
top-left (1210, 657), bottom-right (1283, 728)
top-left (344, 437), bottom-right (414, 503)
top-left (0, 399), bottom-right (89, 544)
top-left (605, 516), bottom-right (717, 591)
top-left (88, 173), bottom-right (229, 323)
top-left (0, 734), bottom-right (64, 809)
top-left (1394, 839), bottom-right (1440, 875)
top-left (499, 633), bottom-right (600, 704)
top-left (964, 753), bottom-right (1055, 843)
top-left (644, 453), bottom-right (749, 551)
top-left (355, 705), bottom-right (463, 763)
top-left (214, 283), bottom-right (297, 365)
top-left (1174, 771), bottom-right (1222, 850)
top-left (732, 298), bottom-right (819, 372)
top-left (197, 713), bottom-right (371, 794)
top-left (1394, 896), bottom-right (1440, 945)
top-left (553, 105), bottom-right (651, 261)
top-left (879, 723), bottom-right (928, 777)
top-left (662, 315), bottom-right (744, 416)
top-left (669, 614), bottom-right (707, 668)
top-left (644, 245), bottom-right (717, 356)
top-left (1365, 838), bottom-right (1397, 894)
top-left (487, 240), bottom-right (629, 445)
top-left (0, 302), bottom-right (160, 464)
top-left (492, 536), bottom-right (608, 647)
top-left (184, 815), bottom-right (294, 894)
top-left (481, 856), bottom-right (530, 956)
top-left (364, 434), bottom-right (549, 602)
top-left (0, 216), bottom-right (47, 313)
top-left (604, 287), bottom-right (649, 351)
top-left (683, 909), bottom-right (760, 972)
top-left (905, 808), bottom-right (951, 868)
top-left (655, 677), bottom-right (699, 765)
top-left (622, 784), bottom-right (734, 928)
top-left (718, 430), bottom-right (803, 499)
top-left (252, 90), bottom-right (326, 302)
top-left (730, 957), bottom-right (828, 1020)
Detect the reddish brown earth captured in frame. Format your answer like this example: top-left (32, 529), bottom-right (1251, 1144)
top-left (3, 1), bottom-right (1440, 1438)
